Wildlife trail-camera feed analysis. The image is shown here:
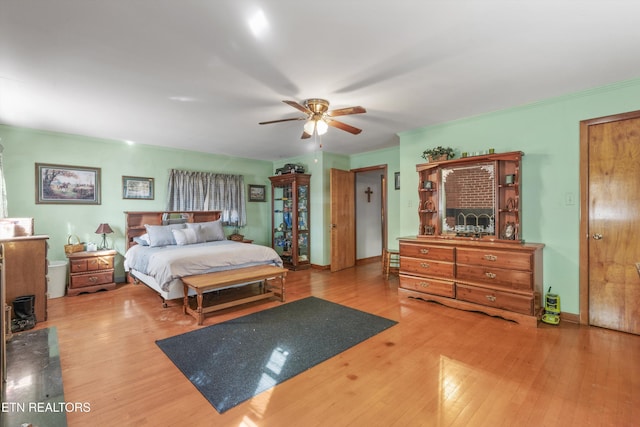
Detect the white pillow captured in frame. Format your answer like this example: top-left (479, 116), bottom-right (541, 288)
top-left (133, 233), bottom-right (150, 246)
top-left (186, 220), bottom-right (226, 242)
top-left (144, 224), bottom-right (186, 247)
top-left (171, 228), bottom-right (198, 246)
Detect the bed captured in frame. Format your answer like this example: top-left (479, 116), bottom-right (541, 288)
top-left (123, 210), bottom-right (283, 306)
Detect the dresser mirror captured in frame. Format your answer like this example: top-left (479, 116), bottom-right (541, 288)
top-left (416, 151), bottom-right (522, 242)
top-left (440, 162), bottom-right (495, 238)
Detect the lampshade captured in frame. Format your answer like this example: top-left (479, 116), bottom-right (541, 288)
top-left (315, 119), bottom-right (328, 135)
top-left (95, 223), bottom-right (113, 234)
top-left (303, 119), bottom-right (316, 135)
top-left (303, 118), bottom-right (328, 136)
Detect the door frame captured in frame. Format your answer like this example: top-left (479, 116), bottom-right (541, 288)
top-left (352, 165), bottom-right (388, 256)
top-left (330, 165), bottom-right (388, 271)
top-left (579, 109), bottom-right (640, 325)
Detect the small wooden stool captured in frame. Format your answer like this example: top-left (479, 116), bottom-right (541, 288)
top-left (382, 249), bottom-right (400, 279)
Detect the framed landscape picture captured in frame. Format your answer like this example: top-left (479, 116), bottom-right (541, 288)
top-left (122, 176), bottom-right (155, 200)
top-left (35, 163), bottom-right (101, 204)
top-left (248, 184), bottom-right (266, 202)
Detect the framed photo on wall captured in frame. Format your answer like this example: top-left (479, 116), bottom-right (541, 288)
top-left (394, 172), bottom-right (400, 190)
top-left (248, 184), bottom-right (266, 202)
top-left (35, 163), bottom-right (101, 204)
top-left (122, 176), bottom-right (155, 200)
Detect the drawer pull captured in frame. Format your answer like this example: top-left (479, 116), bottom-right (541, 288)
top-left (484, 254), bottom-right (498, 261)
top-left (485, 272), bottom-right (497, 279)
top-left (420, 248), bottom-right (430, 254)
top-left (420, 262), bottom-right (430, 269)
top-left (89, 276), bottom-right (98, 283)
top-left (419, 282), bottom-right (430, 288)
top-left (485, 295), bottom-right (496, 302)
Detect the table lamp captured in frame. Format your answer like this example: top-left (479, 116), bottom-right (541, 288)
top-left (95, 223), bottom-right (114, 250)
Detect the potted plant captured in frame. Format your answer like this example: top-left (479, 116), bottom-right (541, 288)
top-left (421, 146), bottom-right (455, 162)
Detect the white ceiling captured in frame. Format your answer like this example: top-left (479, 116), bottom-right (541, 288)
top-left (1, 1), bottom-right (639, 161)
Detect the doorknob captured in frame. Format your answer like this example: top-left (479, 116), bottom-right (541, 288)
top-left (592, 233), bottom-right (603, 240)
top-left (331, 224), bottom-right (337, 229)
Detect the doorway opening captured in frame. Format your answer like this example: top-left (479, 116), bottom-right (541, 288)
top-left (354, 165), bottom-right (387, 265)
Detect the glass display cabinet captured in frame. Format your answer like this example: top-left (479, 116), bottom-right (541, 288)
top-left (269, 173), bottom-right (310, 270)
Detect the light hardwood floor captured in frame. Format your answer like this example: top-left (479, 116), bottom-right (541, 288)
top-left (36, 263), bottom-right (639, 426)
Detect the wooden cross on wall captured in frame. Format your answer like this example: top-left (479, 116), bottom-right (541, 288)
top-left (365, 187), bottom-right (373, 202)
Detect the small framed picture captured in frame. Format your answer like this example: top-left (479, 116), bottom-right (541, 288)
top-left (36, 163), bottom-right (101, 204)
top-left (394, 172), bottom-right (400, 190)
top-left (122, 176), bottom-right (154, 200)
top-left (249, 184), bottom-right (266, 202)
top-left (502, 222), bottom-right (517, 240)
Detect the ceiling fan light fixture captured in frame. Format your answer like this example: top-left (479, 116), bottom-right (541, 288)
top-left (303, 119), bottom-right (316, 135)
top-left (316, 119), bottom-right (328, 135)
top-left (261, 98), bottom-right (365, 139)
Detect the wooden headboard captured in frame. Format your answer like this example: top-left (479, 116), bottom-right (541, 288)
top-left (124, 211), bottom-right (222, 249)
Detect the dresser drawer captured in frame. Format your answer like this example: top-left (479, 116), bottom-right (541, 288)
top-left (69, 271), bottom-right (113, 289)
top-left (400, 243), bottom-right (454, 261)
top-left (70, 256), bottom-right (114, 273)
top-left (456, 283), bottom-right (534, 315)
top-left (456, 248), bottom-right (532, 271)
top-left (399, 274), bottom-right (455, 298)
top-left (456, 264), bottom-right (533, 291)
top-left (400, 257), bottom-right (454, 279)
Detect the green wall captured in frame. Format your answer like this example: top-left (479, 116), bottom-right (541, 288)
top-left (398, 77), bottom-right (640, 315)
top-left (0, 124), bottom-right (384, 275)
top-left (2, 76), bottom-right (638, 313)
top-left (0, 126), bottom-right (273, 280)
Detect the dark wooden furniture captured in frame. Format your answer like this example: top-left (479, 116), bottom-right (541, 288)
top-left (1, 236), bottom-right (49, 322)
top-left (124, 210), bottom-right (222, 249)
top-left (269, 173), bottom-right (310, 270)
top-left (182, 265), bottom-right (287, 325)
top-left (67, 250), bottom-right (116, 296)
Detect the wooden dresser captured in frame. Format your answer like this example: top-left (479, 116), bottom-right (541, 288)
top-left (67, 250), bottom-right (117, 296)
top-left (1, 236), bottom-right (49, 322)
top-left (398, 237), bottom-right (544, 327)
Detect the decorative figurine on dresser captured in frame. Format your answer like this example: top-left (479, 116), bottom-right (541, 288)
top-left (269, 173), bottom-right (310, 270)
top-left (399, 151), bottom-right (545, 327)
top-left (66, 249), bottom-right (117, 296)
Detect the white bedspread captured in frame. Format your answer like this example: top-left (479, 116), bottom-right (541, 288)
top-left (124, 240), bottom-right (283, 291)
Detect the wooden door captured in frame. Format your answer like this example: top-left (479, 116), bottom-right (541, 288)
top-left (330, 168), bottom-right (355, 272)
top-left (580, 111), bottom-right (640, 334)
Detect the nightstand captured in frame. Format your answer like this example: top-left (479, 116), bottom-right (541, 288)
top-left (66, 250), bottom-right (117, 296)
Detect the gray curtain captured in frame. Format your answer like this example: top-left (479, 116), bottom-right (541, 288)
top-left (166, 169), bottom-right (246, 226)
top-left (0, 144), bottom-right (6, 218)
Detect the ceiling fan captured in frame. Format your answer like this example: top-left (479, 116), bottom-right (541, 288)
top-left (259, 99), bottom-right (366, 139)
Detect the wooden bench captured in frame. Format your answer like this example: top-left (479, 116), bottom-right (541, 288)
top-left (182, 265), bottom-right (287, 325)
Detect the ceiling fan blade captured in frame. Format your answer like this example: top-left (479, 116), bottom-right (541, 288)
top-left (259, 117), bottom-right (306, 125)
top-left (327, 106), bottom-right (366, 117)
top-left (327, 119), bottom-right (362, 135)
top-left (283, 100), bottom-right (312, 114)
top-left (301, 131), bottom-right (312, 139)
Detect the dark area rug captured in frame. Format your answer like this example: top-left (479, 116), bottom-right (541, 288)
top-left (156, 296), bottom-right (397, 413)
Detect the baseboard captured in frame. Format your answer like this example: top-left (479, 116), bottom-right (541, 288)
top-left (560, 311), bottom-right (580, 324)
top-left (357, 256), bottom-right (381, 265)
